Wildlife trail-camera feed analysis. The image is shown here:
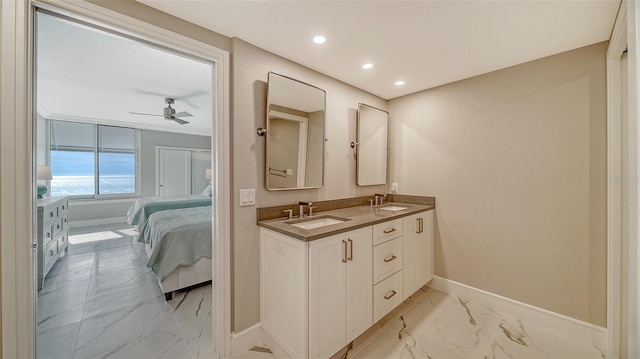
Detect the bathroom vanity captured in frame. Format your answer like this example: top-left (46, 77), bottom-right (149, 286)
top-left (258, 200), bottom-right (434, 359)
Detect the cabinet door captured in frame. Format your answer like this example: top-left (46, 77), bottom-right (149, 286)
top-left (309, 234), bottom-right (346, 359)
top-left (416, 210), bottom-right (434, 286)
top-left (402, 213), bottom-right (418, 299)
top-left (344, 227), bottom-right (373, 342)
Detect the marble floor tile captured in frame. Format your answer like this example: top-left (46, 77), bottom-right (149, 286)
top-left (37, 321), bottom-right (81, 359)
top-left (37, 279), bottom-right (90, 333)
top-left (483, 315), bottom-right (608, 359)
top-left (74, 293), bottom-right (190, 359)
top-left (169, 284), bottom-right (214, 359)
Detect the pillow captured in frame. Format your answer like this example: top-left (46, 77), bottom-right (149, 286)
top-left (200, 182), bottom-right (212, 197)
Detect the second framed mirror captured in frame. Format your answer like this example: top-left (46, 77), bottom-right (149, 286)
top-left (357, 103), bottom-right (388, 186)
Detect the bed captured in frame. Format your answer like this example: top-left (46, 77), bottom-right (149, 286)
top-left (126, 195), bottom-right (212, 231)
top-left (137, 206), bottom-right (213, 300)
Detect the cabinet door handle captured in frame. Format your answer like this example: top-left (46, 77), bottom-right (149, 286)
top-left (384, 255), bottom-right (397, 263)
top-left (383, 228), bottom-right (396, 234)
top-left (384, 290), bottom-right (397, 300)
top-left (347, 239), bottom-right (353, 261)
top-left (342, 240), bottom-right (348, 263)
top-left (416, 218), bottom-right (420, 233)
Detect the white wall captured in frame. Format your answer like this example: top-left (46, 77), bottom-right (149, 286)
top-left (388, 42), bottom-right (608, 326)
top-left (231, 38), bottom-right (387, 331)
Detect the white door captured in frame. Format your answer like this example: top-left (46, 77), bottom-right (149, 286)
top-left (403, 213), bottom-right (419, 299)
top-left (344, 227), bottom-right (373, 342)
top-left (158, 148), bottom-right (192, 196)
top-left (309, 234), bottom-right (346, 359)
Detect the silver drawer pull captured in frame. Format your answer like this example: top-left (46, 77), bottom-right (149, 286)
top-left (49, 212), bottom-right (54, 217)
top-left (49, 250), bottom-right (54, 257)
top-left (383, 228), bottom-right (396, 234)
top-left (384, 290), bottom-right (397, 300)
top-left (56, 224), bottom-right (60, 229)
top-left (384, 255), bottom-right (397, 263)
top-left (46, 233), bottom-right (51, 238)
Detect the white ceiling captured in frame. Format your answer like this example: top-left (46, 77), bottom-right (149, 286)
top-left (37, 12), bottom-right (213, 135)
top-left (138, 0), bottom-right (620, 100)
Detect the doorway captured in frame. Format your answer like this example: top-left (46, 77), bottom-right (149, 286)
top-left (31, 5), bottom-right (229, 359)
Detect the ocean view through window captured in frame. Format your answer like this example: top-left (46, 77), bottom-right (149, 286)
top-left (50, 120), bottom-right (137, 197)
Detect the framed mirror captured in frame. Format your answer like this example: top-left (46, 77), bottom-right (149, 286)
top-left (266, 72), bottom-right (326, 190)
top-left (357, 103), bottom-right (388, 186)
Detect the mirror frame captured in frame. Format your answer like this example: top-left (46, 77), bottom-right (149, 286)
top-left (265, 72), bottom-right (326, 191)
top-left (356, 103), bottom-right (389, 186)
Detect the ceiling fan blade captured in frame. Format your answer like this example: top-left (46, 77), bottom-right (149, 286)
top-left (129, 112), bottom-right (164, 117)
top-left (173, 111), bottom-right (193, 118)
top-left (173, 117), bottom-right (190, 125)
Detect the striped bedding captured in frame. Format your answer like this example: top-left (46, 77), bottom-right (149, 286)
top-left (126, 195), bottom-right (212, 230)
top-left (138, 206), bottom-right (212, 281)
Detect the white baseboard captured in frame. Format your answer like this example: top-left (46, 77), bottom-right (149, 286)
top-left (231, 323), bottom-right (263, 356)
top-left (69, 216), bottom-right (128, 229)
top-left (429, 275), bottom-right (607, 351)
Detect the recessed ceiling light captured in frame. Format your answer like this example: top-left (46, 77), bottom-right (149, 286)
top-left (313, 36), bottom-right (326, 44)
top-left (395, 80), bottom-right (405, 86)
top-left (362, 63), bottom-right (373, 69)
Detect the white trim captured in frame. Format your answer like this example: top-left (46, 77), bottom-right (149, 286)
top-left (1, 1), bottom-right (34, 358)
top-left (69, 216), bottom-right (128, 229)
top-left (606, 2), bottom-right (627, 358)
top-left (428, 276), bottom-right (608, 351)
top-left (231, 323), bottom-right (263, 356)
top-left (2, 0), bottom-right (232, 357)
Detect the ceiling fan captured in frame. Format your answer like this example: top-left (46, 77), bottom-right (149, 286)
top-left (129, 98), bottom-right (193, 125)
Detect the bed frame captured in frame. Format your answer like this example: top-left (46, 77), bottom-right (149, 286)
top-left (144, 243), bottom-right (212, 300)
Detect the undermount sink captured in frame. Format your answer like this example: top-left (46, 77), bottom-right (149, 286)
top-left (287, 215), bottom-right (350, 230)
top-left (378, 205), bottom-right (409, 212)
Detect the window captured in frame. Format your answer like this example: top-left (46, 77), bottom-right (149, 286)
top-left (50, 120), bottom-right (138, 197)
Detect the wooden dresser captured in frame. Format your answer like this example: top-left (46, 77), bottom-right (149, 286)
top-left (37, 196), bottom-right (69, 290)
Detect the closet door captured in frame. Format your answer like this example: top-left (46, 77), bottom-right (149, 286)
top-left (158, 148), bottom-right (192, 196)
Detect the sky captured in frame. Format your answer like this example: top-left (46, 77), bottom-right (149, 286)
top-left (51, 151), bottom-right (135, 176)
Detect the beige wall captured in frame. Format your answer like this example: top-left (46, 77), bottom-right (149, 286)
top-left (232, 38), bottom-right (387, 331)
top-left (388, 42), bottom-right (608, 326)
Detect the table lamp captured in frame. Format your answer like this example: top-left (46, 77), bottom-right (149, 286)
top-left (37, 165), bottom-right (52, 199)
top-left (205, 168), bottom-right (212, 180)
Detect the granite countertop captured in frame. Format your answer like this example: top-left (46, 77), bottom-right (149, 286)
top-left (257, 202), bottom-right (435, 241)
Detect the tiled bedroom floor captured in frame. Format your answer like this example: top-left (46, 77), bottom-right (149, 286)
top-left (37, 224), bottom-right (213, 359)
top-left (38, 224), bottom-right (607, 359)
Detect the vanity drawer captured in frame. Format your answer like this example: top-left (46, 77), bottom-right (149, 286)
top-left (372, 219), bottom-right (402, 245)
top-left (373, 270), bottom-right (403, 322)
top-left (373, 237), bottom-right (403, 284)
top-left (43, 238), bottom-right (58, 271)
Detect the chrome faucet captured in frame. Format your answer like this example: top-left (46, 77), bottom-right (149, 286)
top-left (374, 193), bottom-right (386, 206)
top-left (298, 201), bottom-right (313, 218)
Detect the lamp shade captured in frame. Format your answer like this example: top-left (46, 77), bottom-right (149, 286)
top-left (37, 165), bottom-right (53, 180)
top-left (205, 168), bottom-right (212, 180)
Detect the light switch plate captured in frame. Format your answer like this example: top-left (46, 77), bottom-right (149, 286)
top-left (240, 189), bottom-right (256, 206)
top-left (391, 182), bottom-right (398, 193)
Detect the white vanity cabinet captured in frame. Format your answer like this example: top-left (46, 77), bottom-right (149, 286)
top-left (260, 208), bottom-right (434, 359)
top-left (402, 210), bottom-right (434, 300)
top-left (308, 227), bottom-right (372, 358)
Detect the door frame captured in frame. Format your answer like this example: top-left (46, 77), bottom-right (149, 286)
top-left (0, 0), bottom-right (232, 357)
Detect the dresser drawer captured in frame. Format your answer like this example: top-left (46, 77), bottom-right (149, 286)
top-left (373, 237), bottom-right (403, 284)
top-left (43, 204), bottom-right (58, 225)
top-left (58, 200), bottom-right (68, 213)
top-left (43, 238), bottom-right (58, 271)
top-left (372, 219), bottom-right (402, 245)
top-left (53, 217), bottom-right (64, 237)
top-left (43, 224), bottom-right (54, 247)
top-left (373, 270), bottom-right (403, 322)
top-left (57, 229), bottom-right (69, 254)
